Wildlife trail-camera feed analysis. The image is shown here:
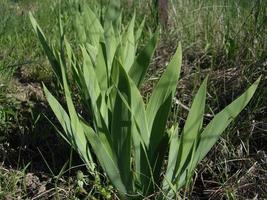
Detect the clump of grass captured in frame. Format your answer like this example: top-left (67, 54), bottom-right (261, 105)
top-left (167, 0), bottom-right (266, 68)
top-left (0, 0), bottom-right (62, 86)
top-left (0, 165), bottom-right (28, 199)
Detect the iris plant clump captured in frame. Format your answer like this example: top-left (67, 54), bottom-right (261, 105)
top-left (30, 2), bottom-right (260, 199)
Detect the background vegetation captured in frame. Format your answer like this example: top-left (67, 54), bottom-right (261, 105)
top-left (0, 0), bottom-right (266, 199)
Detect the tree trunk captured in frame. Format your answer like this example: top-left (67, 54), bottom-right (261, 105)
top-left (158, 0), bottom-right (169, 28)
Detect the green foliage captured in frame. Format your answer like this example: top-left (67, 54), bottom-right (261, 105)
top-left (168, 0), bottom-right (267, 67)
top-left (0, 83), bottom-right (20, 141)
top-left (0, 166), bottom-right (27, 199)
top-left (30, 2), bottom-right (260, 199)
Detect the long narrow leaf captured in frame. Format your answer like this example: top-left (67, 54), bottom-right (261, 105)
top-left (146, 43), bottom-right (182, 154)
top-left (111, 63), bottom-right (133, 192)
top-left (194, 77), bottom-right (261, 166)
top-left (135, 17), bottom-right (146, 48)
top-left (129, 34), bottom-right (158, 87)
top-left (104, 0), bottom-right (121, 32)
top-left (174, 77), bottom-right (208, 178)
top-left (43, 85), bottom-right (94, 171)
top-left (59, 51), bottom-right (95, 171)
top-left (83, 5), bottom-right (103, 48)
top-left (163, 125), bottom-right (180, 192)
top-left (29, 13), bottom-right (62, 85)
top-left (121, 13), bottom-right (136, 72)
top-left (82, 123), bottom-right (127, 197)
top-left (95, 42), bottom-right (108, 91)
